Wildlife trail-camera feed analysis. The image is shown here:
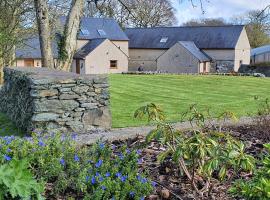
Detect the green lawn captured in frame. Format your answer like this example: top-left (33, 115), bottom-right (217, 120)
top-left (110, 74), bottom-right (270, 128)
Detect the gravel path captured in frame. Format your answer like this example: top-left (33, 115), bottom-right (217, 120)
top-left (76, 116), bottom-right (255, 145)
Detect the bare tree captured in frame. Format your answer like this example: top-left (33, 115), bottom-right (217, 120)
top-left (232, 10), bottom-right (270, 48)
top-left (0, 0), bottom-right (33, 83)
top-left (183, 18), bottom-right (228, 26)
top-left (34, 0), bottom-right (55, 68)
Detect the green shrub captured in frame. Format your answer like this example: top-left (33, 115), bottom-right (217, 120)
top-left (230, 144), bottom-right (270, 200)
top-left (0, 133), bottom-right (153, 199)
top-left (0, 159), bottom-right (44, 199)
top-left (135, 103), bottom-right (255, 198)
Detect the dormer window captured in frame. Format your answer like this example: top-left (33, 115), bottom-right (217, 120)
top-left (97, 29), bottom-right (106, 36)
top-left (160, 37), bottom-right (168, 43)
top-left (80, 28), bottom-right (90, 36)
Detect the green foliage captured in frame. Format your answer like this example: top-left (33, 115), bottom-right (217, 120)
top-left (0, 132), bottom-right (153, 199)
top-left (0, 159), bottom-right (44, 200)
top-left (230, 144), bottom-right (270, 200)
top-left (136, 103), bottom-right (255, 197)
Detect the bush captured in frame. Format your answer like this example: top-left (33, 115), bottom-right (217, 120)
top-left (230, 143), bottom-right (270, 200)
top-left (0, 132), bottom-right (154, 199)
top-left (135, 103), bottom-right (255, 198)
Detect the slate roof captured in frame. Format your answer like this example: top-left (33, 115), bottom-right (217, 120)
top-left (178, 41), bottom-right (211, 62)
top-left (125, 25), bottom-right (245, 49)
top-left (59, 17), bottom-right (129, 41)
top-left (251, 45), bottom-right (270, 56)
top-left (16, 17), bottom-right (128, 59)
top-left (74, 39), bottom-right (106, 59)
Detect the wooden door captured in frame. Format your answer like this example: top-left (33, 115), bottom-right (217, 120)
top-left (24, 59), bottom-right (34, 67)
top-left (76, 59), bottom-right (80, 74)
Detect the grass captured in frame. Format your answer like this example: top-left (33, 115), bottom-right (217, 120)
top-left (0, 113), bottom-right (24, 136)
top-left (110, 74), bottom-right (270, 128)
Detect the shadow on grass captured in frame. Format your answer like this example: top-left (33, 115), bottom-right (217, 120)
top-left (0, 113), bottom-right (25, 137)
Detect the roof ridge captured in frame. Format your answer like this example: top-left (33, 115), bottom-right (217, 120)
top-left (125, 25), bottom-right (244, 30)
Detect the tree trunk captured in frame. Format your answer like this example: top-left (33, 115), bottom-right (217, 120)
top-left (57, 0), bottom-right (84, 72)
top-left (34, 0), bottom-right (54, 68)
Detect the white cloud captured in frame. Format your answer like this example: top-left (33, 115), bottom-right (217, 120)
top-left (174, 0), bottom-right (270, 25)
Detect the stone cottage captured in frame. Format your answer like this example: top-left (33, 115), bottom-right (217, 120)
top-left (15, 17), bottom-right (129, 74)
top-left (125, 25), bottom-right (251, 73)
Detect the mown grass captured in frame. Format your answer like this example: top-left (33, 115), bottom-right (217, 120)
top-left (110, 74), bottom-right (270, 128)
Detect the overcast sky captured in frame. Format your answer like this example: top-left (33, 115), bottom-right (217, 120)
top-left (173, 0), bottom-right (270, 25)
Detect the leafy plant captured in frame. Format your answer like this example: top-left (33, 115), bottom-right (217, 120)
top-left (0, 159), bottom-right (44, 200)
top-left (0, 133), bottom-right (154, 199)
top-left (230, 143), bottom-right (270, 200)
top-left (135, 103), bottom-right (255, 198)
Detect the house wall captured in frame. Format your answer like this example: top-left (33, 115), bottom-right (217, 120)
top-left (111, 41), bottom-right (129, 56)
top-left (157, 43), bottom-right (200, 73)
top-left (16, 59), bottom-right (42, 67)
top-left (234, 28), bottom-right (251, 71)
top-left (73, 39), bottom-right (128, 74)
top-left (128, 49), bottom-right (166, 71)
top-left (77, 39), bottom-right (89, 49)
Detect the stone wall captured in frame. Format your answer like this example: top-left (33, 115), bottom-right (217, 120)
top-left (0, 67), bottom-right (111, 133)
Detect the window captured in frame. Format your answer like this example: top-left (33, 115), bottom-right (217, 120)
top-left (160, 37), bottom-right (168, 43)
top-left (110, 60), bottom-right (118, 69)
top-left (97, 29), bottom-right (106, 36)
top-left (80, 28), bottom-right (90, 36)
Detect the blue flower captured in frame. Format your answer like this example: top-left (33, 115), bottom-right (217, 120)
top-left (118, 153), bottom-right (124, 160)
top-left (152, 181), bottom-right (157, 187)
top-left (111, 144), bottom-right (116, 150)
top-left (130, 192), bottom-right (135, 197)
top-left (101, 185), bottom-right (106, 190)
top-left (60, 158), bottom-right (65, 166)
top-left (126, 149), bottom-right (131, 154)
top-left (99, 143), bottom-right (105, 149)
top-left (141, 178), bottom-right (147, 184)
top-left (140, 197), bottom-right (145, 200)
top-left (105, 172), bottom-right (111, 177)
top-left (99, 177), bottom-right (104, 182)
top-left (86, 176), bottom-right (90, 182)
top-left (116, 172), bottom-right (122, 178)
top-left (4, 155), bottom-right (11, 161)
top-left (71, 133), bottom-right (77, 140)
top-left (120, 175), bottom-right (127, 182)
top-left (38, 140), bottom-right (45, 147)
top-left (74, 155), bottom-right (80, 162)
top-left (91, 177), bottom-right (96, 184)
top-left (95, 159), bottom-right (103, 168)
top-left (96, 172), bottom-right (100, 177)
top-left (6, 148), bottom-right (11, 153)
top-left (136, 149), bottom-right (142, 155)
top-left (137, 158), bottom-right (143, 164)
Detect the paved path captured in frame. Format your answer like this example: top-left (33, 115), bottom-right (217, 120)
top-left (76, 116), bottom-right (254, 145)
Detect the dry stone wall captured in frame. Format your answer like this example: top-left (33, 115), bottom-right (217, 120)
top-left (0, 67), bottom-right (111, 133)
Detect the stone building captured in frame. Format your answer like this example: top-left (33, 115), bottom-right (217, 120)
top-left (125, 25), bottom-right (251, 73)
top-left (15, 17), bottom-right (129, 74)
